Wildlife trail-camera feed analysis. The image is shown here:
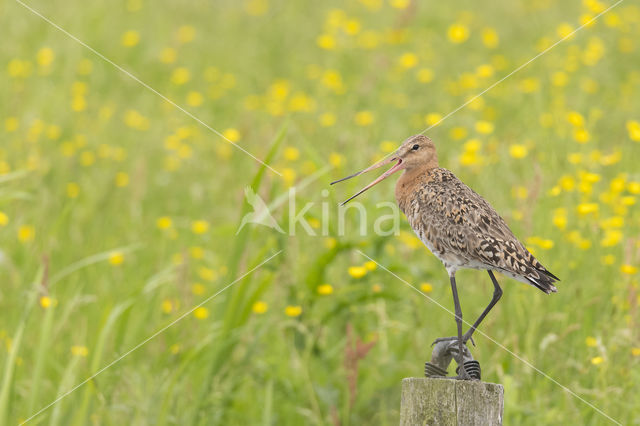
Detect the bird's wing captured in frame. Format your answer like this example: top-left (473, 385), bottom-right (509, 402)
top-left (413, 169), bottom-right (558, 292)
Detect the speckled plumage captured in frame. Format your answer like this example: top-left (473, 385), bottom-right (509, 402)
top-left (397, 166), bottom-right (558, 293)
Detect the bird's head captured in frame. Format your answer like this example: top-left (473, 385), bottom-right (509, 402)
top-left (331, 134), bottom-right (437, 205)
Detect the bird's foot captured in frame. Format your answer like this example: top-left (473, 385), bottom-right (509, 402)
top-left (431, 335), bottom-right (476, 347)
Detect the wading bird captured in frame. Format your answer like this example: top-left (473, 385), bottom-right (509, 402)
top-left (331, 135), bottom-right (559, 379)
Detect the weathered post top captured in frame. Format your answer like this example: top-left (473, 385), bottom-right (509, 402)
top-left (400, 377), bottom-right (504, 426)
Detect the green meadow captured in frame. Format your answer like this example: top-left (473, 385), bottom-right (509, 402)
top-left (1, 0), bottom-right (639, 424)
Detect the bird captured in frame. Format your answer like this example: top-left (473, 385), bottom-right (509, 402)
top-left (331, 134), bottom-right (559, 379)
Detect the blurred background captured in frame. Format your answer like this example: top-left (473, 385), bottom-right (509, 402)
top-left (1, 0), bottom-right (639, 424)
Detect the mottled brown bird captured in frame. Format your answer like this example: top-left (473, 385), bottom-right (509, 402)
top-left (331, 134), bottom-right (559, 379)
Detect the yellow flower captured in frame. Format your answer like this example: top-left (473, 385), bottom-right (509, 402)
top-left (316, 34), bottom-right (336, 50)
top-left (475, 120), bottom-right (494, 134)
top-left (252, 301), bottom-right (268, 314)
top-left (601, 255), bottom-right (615, 265)
top-left (0, 211), bottom-right (9, 226)
top-left (170, 67), bottom-right (190, 85)
top-left (18, 225), bottom-right (35, 242)
top-left (620, 264), bottom-right (638, 275)
top-left (420, 283), bottom-right (433, 293)
top-left (509, 145), bottom-right (528, 159)
top-left (7, 59), bottom-right (32, 78)
top-left (626, 120), bottom-right (640, 141)
top-left (343, 19), bottom-right (361, 36)
top-left (121, 30), bottom-right (140, 47)
top-left (632, 347), bottom-right (640, 357)
top-left (372, 284), bottom-right (382, 293)
top-left (577, 203), bottom-right (598, 216)
top-left (222, 128), bottom-right (240, 142)
top-left (317, 284), bottom-right (334, 295)
top-left (162, 299), bottom-right (175, 313)
top-left (425, 113), bottom-right (442, 126)
top-left (320, 112), bottom-right (336, 127)
top-left (573, 129), bottom-right (590, 143)
top-left (519, 78), bottom-right (540, 93)
top-left (66, 182), bottom-right (80, 198)
top-left (186, 91), bottom-right (204, 107)
top-left (399, 52), bottom-right (418, 69)
top-left (355, 111), bottom-right (374, 126)
top-left (36, 47), bottom-right (55, 67)
top-left (156, 216), bottom-right (172, 229)
top-left (348, 266), bottom-right (367, 279)
top-left (364, 260), bottom-right (377, 271)
top-left (71, 96), bottom-right (86, 112)
top-left (325, 237), bottom-right (337, 249)
top-left (476, 64), bottom-right (494, 78)
top-left (282, 168), bottom-right (296, 186)
top-left (245, 0), bottom-right (269, 15)
top-left (177, 25), bottom-right (196, 44)
top-left (190, 246), bottom-right (204, 259)
top-left (124, 109), bottom-right (149, 130)
top-left (481, 27), bottom-right (499, 48)
top-left (552, 209), bottom-right (567, 230)
top-left (322, 70), bottom-right (345, 93)
top-left (71, 345), bottom-right (89, 357)
top-left (284, 147), bottom-right (300, 161)
top-left (329, 152), bottom-right (344, 167)
top-left (551, 71), bottom-right (568, 87)
top-left (285, 305), bottom-right (302, 317)
top-left (557, 23), bottom-right (575, 39)
top-left (170, 344), bottom-right (181, 354)
top-left (590, 356), bottom-right (603, 365)
top-left (390, 0), bottom-right (410, 9)
top-left (193, 307), bottom-right (209, 320)
top-left (40, 296), bottom-right (52, 309)
top-left (115, 172), bottom-right (129, 188)
top-left (416, 68), bottom-right (434, 83)
top-left (359, 0), bottom-right (382, 10)
top-left (567, 111), bottom-right (584, 127)
top-left (109, 251), bottom-right (124, 265)
top-left (448, 24), bottom-right (469, 44)
top-left (628, 182), bottom-right (640, 194)
top-left (198, 267), bottom-right (217, 281)
top-left (585, 336), bottom-right (598, 347)
top-left (191, 283), bottom-right (206, 295)
top-left (191, 220), bottom-right (210, 234)
top-left (449, 127), bottom-right (467, 140)
top-left (600, 230), bottom-right (622, 247)
top-left (159, 47), bottom-right (176, 64)
top-left (5, 117), bottom-right (19, 132)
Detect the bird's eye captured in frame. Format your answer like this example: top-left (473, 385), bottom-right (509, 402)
top-left (412, 144), bottom-right (420, 150)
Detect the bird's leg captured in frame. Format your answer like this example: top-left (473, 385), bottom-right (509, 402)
top-left (461, 270), bottom-right (502, 344)
top-left (449, 273), bottom-right (471, 380)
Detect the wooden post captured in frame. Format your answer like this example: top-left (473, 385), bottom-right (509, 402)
top-left (400, 377), bottom-right (504, 425)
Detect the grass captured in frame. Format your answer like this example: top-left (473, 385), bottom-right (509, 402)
top-left (1, 0), bottom-right (640, 424)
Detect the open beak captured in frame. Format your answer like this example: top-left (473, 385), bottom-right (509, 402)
top-left (330, 156), bottom-right (404, 205)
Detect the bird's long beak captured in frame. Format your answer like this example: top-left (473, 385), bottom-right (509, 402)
top-left (330, 156), bottom-right (404, 205)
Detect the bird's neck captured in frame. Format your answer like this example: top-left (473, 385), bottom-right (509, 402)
top-left (395, 163), bottom-right (438, 209)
